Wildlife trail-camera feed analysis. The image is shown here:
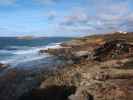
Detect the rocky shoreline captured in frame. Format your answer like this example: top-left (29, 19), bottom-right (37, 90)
top-left (0, 32), bottom-right (133, 100)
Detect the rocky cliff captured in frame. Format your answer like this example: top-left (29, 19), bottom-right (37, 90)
top-left (18, 32), bottom-right (133, 100)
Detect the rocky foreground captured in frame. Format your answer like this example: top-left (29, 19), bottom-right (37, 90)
top-left (18, 32), bottom-right (133, 100)
top-left (0, 32), bottom-right (133, 100)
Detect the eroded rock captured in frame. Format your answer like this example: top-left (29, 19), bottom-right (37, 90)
top-left (19, 85), bottom-right (77, 100)
top-left (69, 87), bottom-right (94, 100)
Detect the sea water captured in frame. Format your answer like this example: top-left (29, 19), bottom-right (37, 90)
top-left (0, 37), bottom-right (71, 68)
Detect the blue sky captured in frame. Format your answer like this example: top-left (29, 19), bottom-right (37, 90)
top-left (0, 0), bottom-right (133, 37)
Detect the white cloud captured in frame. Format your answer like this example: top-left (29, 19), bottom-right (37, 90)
top-left (60, 7), bottom-right (89, 26)
top-left (47, 11), bottom-right (57, 20)
top-left (0, 0), bottom-right (132, 36)
top-left (56, 0), bottom-right (133, 34)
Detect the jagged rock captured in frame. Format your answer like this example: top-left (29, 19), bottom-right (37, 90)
top-left (94, 71), bottom-right (109, 81)
top-left (74, 51), bottom-right (89, 58)
top-left (69, 88), bottom-right (93, 100)
top-left (67, 60), bottom-right (74, 65)
top-left (89, 81), bottom-right (131, 100)
top-left (94, 39), bottom-right (133, 61)
top-left (0, 32), bottom-right (133, 100)
top-left (44, 47), bottom-right (73, 59)
top-left (110, 73), bottom-right (133, 79)
top-left (39, 49), bottom-right (46, 54)
top-left (36, 33), bottom-right (133, 100)
top-left (122, 59), bottom-right (133, 69)
top-left (19, 85), bottom-right (77, 100)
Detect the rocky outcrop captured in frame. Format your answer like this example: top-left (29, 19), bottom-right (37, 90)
top-left (19, 85), bottom-right (77, 100)
top-left (43, 39), bottom-right (133, 64)
top-left (0, 63), bottom-right (9, 71)
top-left (32, 32), bottom-right (133, 100)
top-left (0, 32), bottom-right (133, 100)
top-left (43, 48), bottom-right (94, 63)
top-left (94, 39), bottom-right (133, 61)
top-left (69, 87), bottom-right (94, 100)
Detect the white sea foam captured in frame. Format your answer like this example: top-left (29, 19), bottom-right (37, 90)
top-left (0, 50), bottom-right (13, 54)
top-left (13, 48), bottom-right (39, 55)
top-left (1, 52), bottom-right (50, 66)
top-left (0, 42), bottom-right (61, 67)
top-left (44, 42), bottom-right (62, 50)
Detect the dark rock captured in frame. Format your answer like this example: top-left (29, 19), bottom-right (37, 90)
top-left (39, 49), bottom-right (46, 54)
top-left (94, 39), bottom-right (133, 61)
top-left (69, 88), bottom-right (94, 100)
top-left (0, 63), bottom-right (9, 71)
top-left (122, 59), bottom-right (133, 69)
top-left (0, 32), bottom-right (133, 100)
top-left (19, 85), bottom-right (77, 100)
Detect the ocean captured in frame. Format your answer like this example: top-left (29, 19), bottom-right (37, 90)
top-left (0, 37), bottom-right (72, 68)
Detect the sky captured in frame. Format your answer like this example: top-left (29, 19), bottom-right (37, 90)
top-left (0, 0), bottom-right (133, 37)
